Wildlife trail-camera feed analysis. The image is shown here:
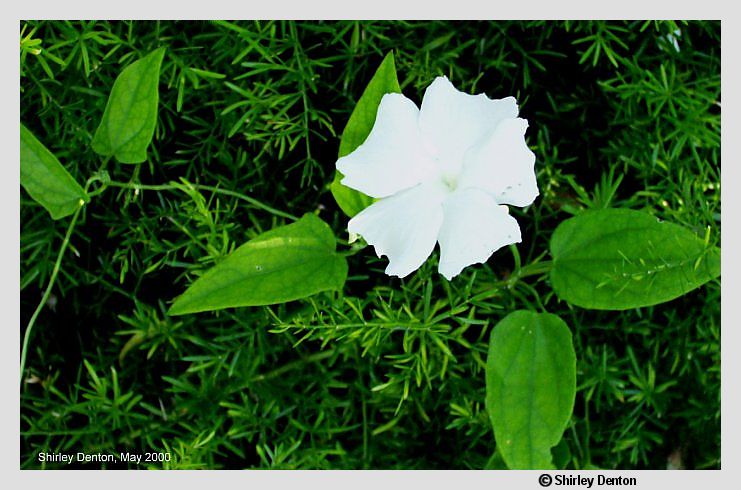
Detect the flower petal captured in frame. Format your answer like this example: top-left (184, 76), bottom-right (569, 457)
top-left (418, 76), bottom-right (518, 176)
top-left (437, 188), bottom-right (521, 280)
top-left (349, 182), bottom-right (446, 278)
top-left (458, 118), bottom-right (538, 207)
top-left (337, 93), bottom-right (436, 199)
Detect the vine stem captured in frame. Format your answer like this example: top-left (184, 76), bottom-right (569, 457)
top-left (20, 157), bottom-right (111, 386)
top-left (469, 260), bottom-right (554, 303)
top-left (105, 181), bottom-right (297, 221)
top-left (246, 348), bottom-right (336, 383)
top-left (20, 202), bottom-right (84, 386)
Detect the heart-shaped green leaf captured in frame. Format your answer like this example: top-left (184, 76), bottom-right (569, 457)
top-left (20, 123), bottom-right (89, 219)
top-left (330, 51), bottom-right (400, 217)
top-left (550, 208), bottom-right (720, 310)
top-left (168, 213), bottom-right (348, 315)
top-left (92, 47), bottom-right (166, 164)
top-left (486, 311), bottom-right (576, 470)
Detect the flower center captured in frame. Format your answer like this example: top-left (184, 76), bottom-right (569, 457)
top-left (422, 137), bottom-right (463, 193)
top-left (441, 172), bottom-right (459, 192)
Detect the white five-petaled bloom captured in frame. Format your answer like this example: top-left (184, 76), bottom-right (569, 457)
top-left (337, 76), bottom-right (538, 280)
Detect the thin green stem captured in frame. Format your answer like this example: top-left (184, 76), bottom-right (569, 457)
top-left (338, 240), bottom-right (368, 257)
top-left (515, 259), bottom-right (554, 279)
top-left (247, 348), bottom-right (336, 383)
top-left (470, 260), bottom-right (554, 303)
top-left (106, 180), bottom-right (297, 221)
top-left (20, 202), bottom-right (84, 386)
top-left (21, 158), bottom-right (111, 386)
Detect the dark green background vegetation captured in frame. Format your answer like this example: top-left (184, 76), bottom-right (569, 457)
top-left (20, 20), bottom-right (720, 469)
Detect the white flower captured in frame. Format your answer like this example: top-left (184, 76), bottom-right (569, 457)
top-left (336, 76), bottom-right (538, 280)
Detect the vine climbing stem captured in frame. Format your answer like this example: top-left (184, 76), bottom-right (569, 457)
top-left (20, 201), bottom-right (84, 386)
top-left (20, 157), bottom-right (110, 387)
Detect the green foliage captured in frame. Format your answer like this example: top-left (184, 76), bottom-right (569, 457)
top-left (550, 209), bottom-right (720, 310)
top-left (92, 47), bottom-right (166, 163)
top-left (330, 51), bottom-right (400, 217)
top-left (486, 311), bottom-right (576, 469)
top-left (168, 214), bottom-right (348, 315)
top-left (20, 124), bottom-right (89, 219)
top-left (20, 21), bottom-right (720, 470)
